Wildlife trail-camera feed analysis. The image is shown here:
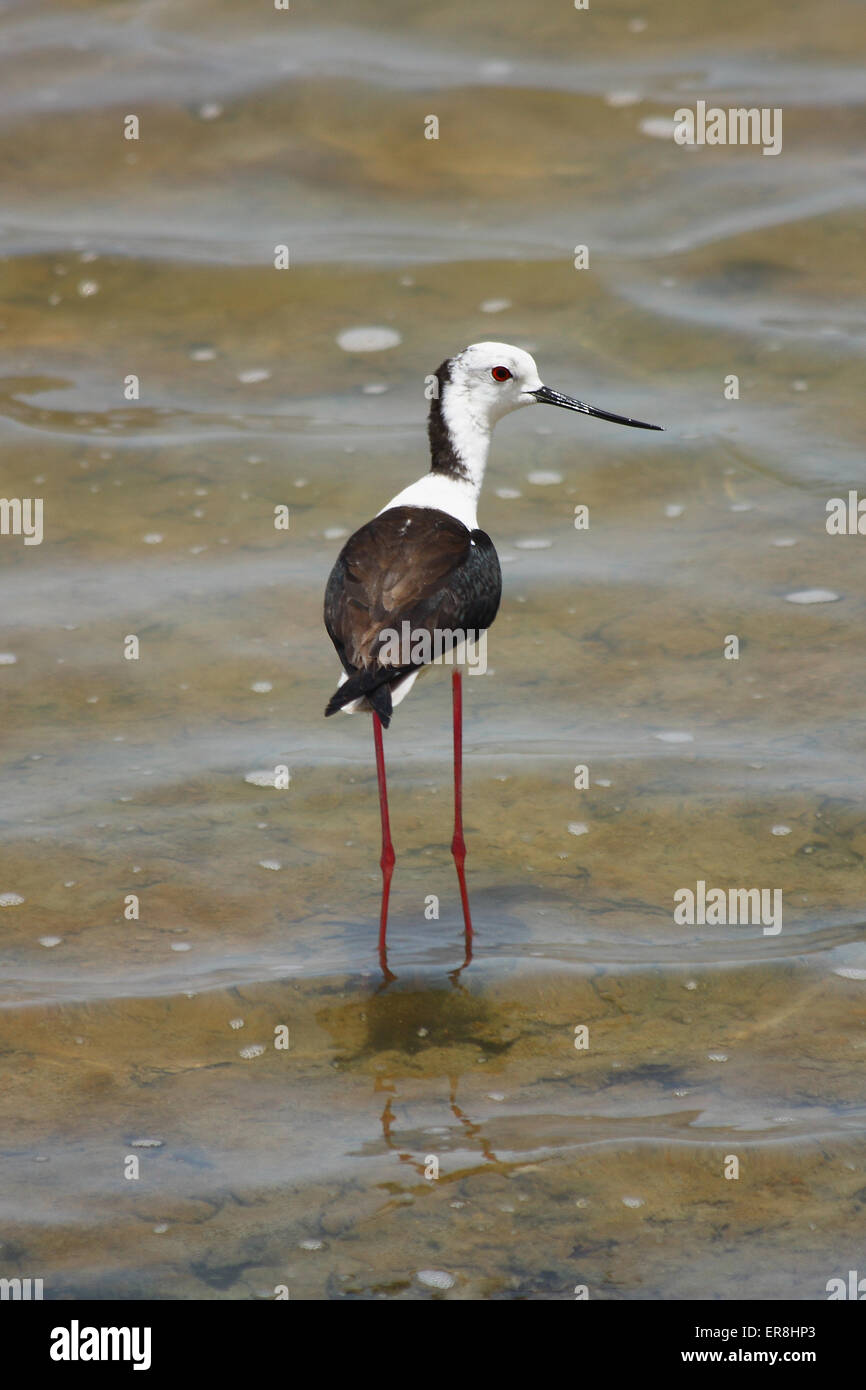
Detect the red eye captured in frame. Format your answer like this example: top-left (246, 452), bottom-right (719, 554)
top-left (491, 366), bottom-right (512, 382)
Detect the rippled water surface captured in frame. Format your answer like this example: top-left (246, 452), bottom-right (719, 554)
top-left (1, 0), bottom-right (865, 1300)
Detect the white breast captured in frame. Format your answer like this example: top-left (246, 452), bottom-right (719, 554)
top-left (377, 473), bottom-right (477, 531)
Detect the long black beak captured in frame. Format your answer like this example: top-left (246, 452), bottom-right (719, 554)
top-left (532, 385), bottom-right (663, 431)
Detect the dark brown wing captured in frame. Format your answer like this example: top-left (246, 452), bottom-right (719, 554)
top-left (324, 505), bottom-right (500, 675)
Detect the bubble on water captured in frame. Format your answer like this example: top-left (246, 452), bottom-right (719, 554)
top-left (486, 1092), bottom-right (506, 1102)
top-left (299, 1238), bottom-right (324, 1250)
top-left (240, 1044), bottom-right (266, 1059)
top-left (567, 822), bottom-right (589, 837)
top-left (190, 347), bottom-right (216, 361)
top-left (77, 280), bottom-right (99, 296)
top-left (622, 1196), bottom-right (644, 1208)
top-left (730, 502), bottom-right (754, 512)
top-left (250, 681), bottom-right (273, 693)
top-left (654, 731), bottom-right (693, 743)
top-left (142, 533), bottom-right (163, 545)
top-left (785, 589), bottom-right (839, 604)
top-left (605, 90), bottom-right (641, 107)
top-left (771, 537), bottom-right (796, 547)
top-left (595, 778), bottom-right (612, 787)
top-left (238, 368), bottom-right (270, 384)
top-left (833, 967), bottom-right (866, 980)
top-left (153, 1223), bottom-right (169, 1234)
top-left (416, 1269), bottom-right (455, 1290)
top-left (664, 503), bottom-right (684, 518)
top-left (639, 116), bottom-right (675, 140)
top-left (0, 893), bottom-right (24, 906)
top-left (324, 527), bottom-right (348, 540)
top-left (479, 61), bottom-right (513, 79)
top-left (495, 488), bottom-right (521, 500)
top-left (337, 326), bottom-right (401, 352)
top-left (527, 470), bottom-right (562, 486)
top-left (708, 1052), bottom-right (728, 1062)
top-left (258, 859), bottom-right (282, 871)
top-left (38, 936), bottom-right (62, 948)
top-left (0, 653), bottom-right (17, 664)
top-left (362, 382), bottom-right (388, 394)
top-left (480, 297), bottom-right (512, 313)
top-left (170, 941), bottom-right (192, 952)
top-left (771, 824), bottom-right (792, 836)
top-left (229, 1018), bottom-right (245, 1030)
top-left (515, 537), bottom-right (552, 550)
top-left (131, 1138), bottom-right (164, 1148)
top-left (198, 102), bottom-right (223, 120)
top-left (244, 770), bottom-right (289, 788)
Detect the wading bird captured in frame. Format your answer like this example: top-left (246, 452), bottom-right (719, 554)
top-left (324, 342), bottom-right (662, 971)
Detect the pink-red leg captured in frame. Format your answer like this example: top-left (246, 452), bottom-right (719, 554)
top-left (451, 670), bottom-right (473, 958)
top-left (372, 712), bottom-right (395, 969)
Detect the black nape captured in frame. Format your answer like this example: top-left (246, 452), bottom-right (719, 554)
top-left (427, 358), bottom-right (469, 481)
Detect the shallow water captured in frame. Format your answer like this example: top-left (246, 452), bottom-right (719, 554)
top-left (1, 0), bottom-right (864, 1300)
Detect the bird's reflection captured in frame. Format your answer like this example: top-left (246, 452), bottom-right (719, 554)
top-left (376, 1074), bottom-right (499, 1172)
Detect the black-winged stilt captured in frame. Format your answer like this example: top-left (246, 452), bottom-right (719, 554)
top-left (324, 341), bottom-right (662, 971)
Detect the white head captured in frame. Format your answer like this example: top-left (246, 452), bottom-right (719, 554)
top-left (443, 341), bottom-right (546, 428)
top-left (428, 340), bottom-right (662, 492)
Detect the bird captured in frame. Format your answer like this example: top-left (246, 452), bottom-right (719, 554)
top-left (323, 341), bottom-right (663, 971)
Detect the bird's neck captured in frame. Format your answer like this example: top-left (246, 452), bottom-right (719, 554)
top-left (427, 382), bottom-right (491, 503)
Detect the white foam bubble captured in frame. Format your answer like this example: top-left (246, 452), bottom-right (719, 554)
top-left (416, 1269), bottom-right (455, 1290)
top-left (337, 326), bottom-right (401, 352)
top-left (785, 589), bottom-right (840, 604)
top-left (639, 116), bottom-right (676, 140)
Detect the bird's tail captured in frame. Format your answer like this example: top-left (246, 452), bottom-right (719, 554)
top-left (325, 668), bottom-right (404, 728)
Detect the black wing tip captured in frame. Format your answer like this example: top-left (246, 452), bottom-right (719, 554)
top-left (324, 675), bottom-right (394, 726)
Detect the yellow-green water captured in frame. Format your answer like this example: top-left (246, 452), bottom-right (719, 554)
top-left (1, 0), bottom-right (864, 1299)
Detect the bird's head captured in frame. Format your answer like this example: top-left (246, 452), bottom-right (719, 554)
top-left (439, 341), bottom-right (663, 433)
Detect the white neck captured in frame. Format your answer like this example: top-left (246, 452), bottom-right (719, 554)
top-left (439, 384), bottom-right (492, 503)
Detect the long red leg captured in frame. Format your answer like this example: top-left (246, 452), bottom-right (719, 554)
top-left (451, 670), bottom-right (473, 957)
top-left (372, 712), bottom-right (395, 966)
